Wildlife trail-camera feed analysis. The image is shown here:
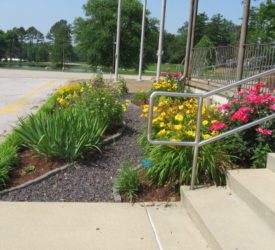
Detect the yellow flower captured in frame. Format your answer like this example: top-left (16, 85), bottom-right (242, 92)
top-left (167, 122), bottom-right (173, 129)
top-left (157, 129), bottom-right (166, 137)
top-left (175, 114), bottom-right (183, 122)
top-left (159, 122), bottom-right (165, 128)
top-left (202, 120), bottom-right (209, 126)
top-left (178, 105), bottom-right (184, 110)
top-left (211, 120), bottom-right (217, 124)
top-left (152, 118), bottom-right (159, 124)
top-left (202, 134), bottom-right (211, 140)
top-left (186, 131), bottom-right (195, 137)
top-left (174, 124), bottom-right (182, 130)
top-left (58, 98), bottom-right (68, 107)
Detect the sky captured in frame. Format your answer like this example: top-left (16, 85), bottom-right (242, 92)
top-left (0, 0), bottom-right (262, 36)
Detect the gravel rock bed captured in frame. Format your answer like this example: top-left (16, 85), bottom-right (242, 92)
top-left (0, 101), bottom-right (145, 202)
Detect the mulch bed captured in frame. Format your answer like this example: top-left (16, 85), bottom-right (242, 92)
top-left (0, 95), bottom-right (179, 202)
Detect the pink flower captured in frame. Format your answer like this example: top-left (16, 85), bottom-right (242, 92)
top-left (237, 91), bottom-right (244, 97)
top-left (172, 72), bottom-right (181, 78)
top-left (230, 98), bottom-right (239, 103)
top-left (256, 127), bottom-right (273, 136)
top-left (230, 106), bottom-right (253, 123)
top-left (209, 121), bottom-right (228, 131)
top-left (218, 103), bottom-right (231, 111)
top-left (269, 104), bottom-right (275, 110)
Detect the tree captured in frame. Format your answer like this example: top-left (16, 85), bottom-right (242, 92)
top-left (0, 30), bottom-right (7, 59)
top-left (206, 14), bottom-right (237, 46)
top-left (47, 19), bottom-right (73, 68)
top-left (5, 29), bottom-right (20, 61)
top-left (74, 0), bottom-right (158, 70)
top-left (248, 0), bottom-right (275, 43)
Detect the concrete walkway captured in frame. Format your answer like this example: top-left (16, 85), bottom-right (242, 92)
top-left (0, 202), bottom-right (208, 250)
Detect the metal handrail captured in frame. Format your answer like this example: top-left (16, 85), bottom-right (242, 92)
top-left (147, 68), bottom-right (275, 190)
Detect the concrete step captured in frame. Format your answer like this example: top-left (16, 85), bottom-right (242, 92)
top-left (181, 186), bottom-right (275, 250)
top-left (267, 153), bottom-right (275, 173)
top-left (227, 168), bottom-right (275, 231)
top-left (147, 204), bottom-right (209, 249)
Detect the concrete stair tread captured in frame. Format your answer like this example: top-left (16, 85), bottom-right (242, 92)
top-left (147, 204), bottom-right (209, 249)
top-left (181, 186), bottom-right (275, 250)
top-left (228, 169), bottom-right (275, 212)
top-left (267, 153), bottom-right (275, 172)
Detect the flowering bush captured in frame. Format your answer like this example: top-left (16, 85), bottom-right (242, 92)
top-left (212, 82), bottom-right (275, 167)
top-left (140, 96), bottom-right (232, 186)
top-left (152, 70), bottom-right (184, 92)
top-left (141, 97), bottom-right (220, 141)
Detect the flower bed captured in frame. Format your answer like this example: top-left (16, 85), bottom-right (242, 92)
top-left (115, 73), bottom-right (275, 202)
top-left (0, 76), bottom-right (129, 191)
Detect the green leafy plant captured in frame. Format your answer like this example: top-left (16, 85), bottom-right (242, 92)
top-left (116, 77), bottom-right (128, 96)
top-left (114, 161), bottom-right (140, 202)
top-left (23, 165), bottom-right (36, 174)
top-left (0, 132), bottom-right (21, 187)
top-left (17, 107), bottom-right (107, 162)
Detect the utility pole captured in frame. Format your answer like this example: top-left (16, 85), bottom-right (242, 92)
top-left (156, 0), bottom-right (167, 80)
top-left (236, 0), bottom-right (250, 80)
top-left (188, 0), bottom-right (199, 79)
top-left (182, 0), bottom-right (196, 81)
top-left (138, 0), bottom-right (147, 81)
top-left (115, 0), bottom-right (122, 82)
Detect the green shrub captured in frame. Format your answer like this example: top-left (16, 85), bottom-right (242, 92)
top-left (0, 132), bottom-right (21, 187)
top-left (80, 88), bottom-right (124, 128)
top-left (17, 107), bottom-right (107, 162)
top-left (116, 77), bottom-right (128, 96)
top-left (139, 131), bottom-right (232, 186)
top-left (114, 161), bottom-right (139, 202)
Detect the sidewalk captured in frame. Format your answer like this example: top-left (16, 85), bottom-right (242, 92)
top-left (0, 202), bottom-right (208, 250)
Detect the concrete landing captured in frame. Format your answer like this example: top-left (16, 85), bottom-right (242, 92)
top-left (0, 202), bottom-right (207, 250)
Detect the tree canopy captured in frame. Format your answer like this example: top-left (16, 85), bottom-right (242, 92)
top-left (74, 0), bottom-right (158, 70)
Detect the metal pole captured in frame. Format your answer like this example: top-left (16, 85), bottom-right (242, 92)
top-left (190, 97), bottom-right (203, 190)
top-left (138, 0), bottom-right (147, 81)
top-left (115, 0), bottom-right (122, 82)
top-left (156, 0), bottom-right (167, 80)
top-left (236, 0), bottom-right (250, 81)
top-left (188, 0), bottom-right (199, 79)
top-left (182, 0), bottom-right (195, 81)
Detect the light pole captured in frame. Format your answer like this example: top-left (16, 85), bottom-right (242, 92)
top-left (236, 0), bottom-right (251, 81)
top-left (115, 0), bottom-right (122, 82)
top-left (156, 0), bottom-right (167, 80)
top-left (138, 0), bottom-right (147, 81)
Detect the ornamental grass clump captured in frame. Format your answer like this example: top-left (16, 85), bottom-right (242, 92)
top-left (114, 161), bottom-right (139, 202)
top-left (17, 107), bottom-right (107, 162)
top-left (211, 82), bottom-right (275, 167)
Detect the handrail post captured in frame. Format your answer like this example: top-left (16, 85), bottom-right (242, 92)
top-left (190, 97), bottom-right (203, 190)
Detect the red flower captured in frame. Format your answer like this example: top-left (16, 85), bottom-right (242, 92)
top-left (254, 82), bottom-right (265, 92)
top-left (256, 127), bottom-right (273, 136)
top-left (218, 103), bottom-right (231, 111)
top-left (209, 121), bottom-right (228, 131)
top-left (172, 72), bottom-right (181, 78)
